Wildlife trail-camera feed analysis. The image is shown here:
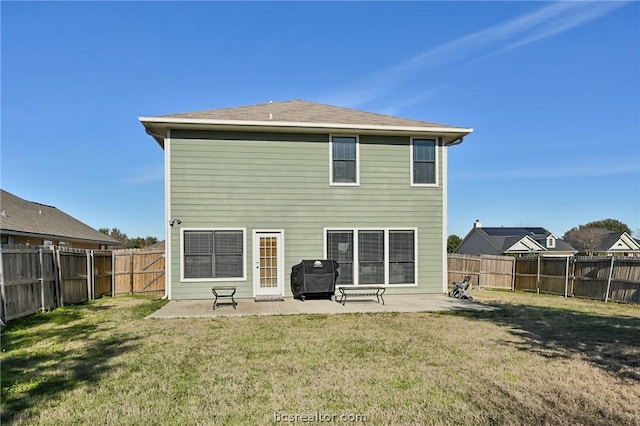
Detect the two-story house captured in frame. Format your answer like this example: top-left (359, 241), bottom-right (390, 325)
top-left (140, 100), bottom-right (472, 300)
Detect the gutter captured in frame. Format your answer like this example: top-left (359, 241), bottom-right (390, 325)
top-left (145, 128), bottom-right (167, 149)
top-left (447, 137), bottom-right (465, 146)
top-left (139, 117), bottom-right (474, 145)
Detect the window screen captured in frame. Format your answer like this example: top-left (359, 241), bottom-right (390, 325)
top-left (389, 230), bottom-right (415, 284)
top-left (327, 231), bottom-right (354, 285)
top-left (413, 139), bottom-right (436, 184)
top-left (184, 230), bottom-right (243, 279)
top-left (358, 230), bottom-right (384, 284)
top-left (332, 136), bottom-right (357, 183)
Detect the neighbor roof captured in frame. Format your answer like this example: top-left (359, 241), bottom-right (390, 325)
top-left (140, 99), bottom-right (473, 147)
top-left (0, 189), bottom-right (119, 245)
top-left (591, 231), bottom-right (640, 252)
top-left (456, 226), bottom-right (577, 256)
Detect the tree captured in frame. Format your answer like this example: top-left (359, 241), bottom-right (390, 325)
top-left (98, 228), bottom-right (158, 248)
top-left (563, 219), bottom-right (631, 236)
top-left (99, 227), bottom-right (128, 244)
top-left (563, 226), bottom-right (610, 256)
top-left (581, 219), bottom-right (631, 234)
top-left (447, 234), bottom-right (462, 253)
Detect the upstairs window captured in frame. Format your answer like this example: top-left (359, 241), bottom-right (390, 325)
top-left (330, 136), bottom-right (359, 185)
top-left (412, 138), bottom-right (437, 185)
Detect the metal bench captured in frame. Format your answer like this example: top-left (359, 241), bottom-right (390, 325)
top-left (338, 285), bottom-right (385, 305)
top-left (211, 286), bottom-right (237, 310)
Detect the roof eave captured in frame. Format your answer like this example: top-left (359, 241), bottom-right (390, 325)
top-left (139, 117), bottom-right (474, 148)
top-left (1, 229), bottom-right (119, 245)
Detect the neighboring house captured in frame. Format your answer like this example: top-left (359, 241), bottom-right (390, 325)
top-left (139, 99), bottom-right (473, 300)
top-left (455, 221), bottom-right (578, 257)
top-left (0, 189), bottom-right (119, 249)
top-left (588, 232), bottom-right (640, 257)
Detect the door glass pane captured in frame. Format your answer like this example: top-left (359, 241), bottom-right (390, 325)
top-left (260, 236), bottom-right (278, 288)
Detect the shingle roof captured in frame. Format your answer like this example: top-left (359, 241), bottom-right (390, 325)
top-left (592, 232), bottom-right (640, 252)
top-left (159, 99), bottom-right (465, 129)
top-left (0, 189), bottom-right (119, 245)
top-left (456, 226), bottom-right (577, 255)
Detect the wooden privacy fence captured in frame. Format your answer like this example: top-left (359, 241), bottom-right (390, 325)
top-left (0, 247), bottom-right (58, 322)
top-left (570, 257), bottom-right (639, 303)
top-left (450, 254), bottom-right (640, 304)
top-left (1, 247), bottom-right (107, 321)
top-left (1, 246), bottom-right (166, 322)
top-left (448, 254), bottom-right (515, 289)
top-left (113, 249), bottom-right (165, 297)
top-left (514, 257), bottom-right (572, 297)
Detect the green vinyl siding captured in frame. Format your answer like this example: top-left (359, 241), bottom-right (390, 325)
top-left (168, 130), bottom-right (445, 299)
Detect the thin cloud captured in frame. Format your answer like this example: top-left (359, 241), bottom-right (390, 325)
top-left (125, 165), bottom-right (164, 185)
top-left (375, 87), bottom-right (444, 116)
top-left (322, 1), bottom-right (628, 109)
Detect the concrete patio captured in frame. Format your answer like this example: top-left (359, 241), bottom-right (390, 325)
top-left (146, 293), bottom-right (498, 319)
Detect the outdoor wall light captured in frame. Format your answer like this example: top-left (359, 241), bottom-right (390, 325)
top-left (169, 218), bottom-right (182, 227)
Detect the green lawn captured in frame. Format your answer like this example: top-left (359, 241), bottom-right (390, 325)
top-left (1, 291), bottom-right (639, 425)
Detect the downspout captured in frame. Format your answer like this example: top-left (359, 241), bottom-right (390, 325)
top-left (442, 136), bottom-right (463, 293)
top-left (143, 125), bottom-right (171, 300)
top-left (163, 129), bottom-right (171, 300)
top-left (442, 136), bottom-right (449, 293)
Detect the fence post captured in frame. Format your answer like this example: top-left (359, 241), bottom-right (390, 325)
top-left (564, 256), bottom-right (569, 299)
top-left (38, 248), bottom-right (45, 312)
top-left (86, 251), bottom-right (92, 301)
top-left (0, 247), bottom-right (6, 324)
top-left (56, 248), bottom-right (64, 306)
top-left (111, 251), bottom-right (115, 297)
top-left (536, 255), bottom-right (541, 294)
top-left (511, 257), bottom-right (516, 291)
top-left (91, 250), bottom-right (96, 300)
top-left (604, 256), bottom-right (615, 302)
top-left (570, 256), bottom-right (576, 296)
top-left (130, 250), bottom-right (134, 294)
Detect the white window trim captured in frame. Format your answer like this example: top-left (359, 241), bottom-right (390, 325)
top-left (546, 235), bottom-right (556, 249)
top-left (329, 135), bottom-right (360, 186)
top-left (252, 229), bottom-right (286, 298)
top-left (410, 137), bottom-right (439, 187)
top-left (180, 227), bottom-right (247, 282)
top-left (323, 227), bottom-right (418, 287)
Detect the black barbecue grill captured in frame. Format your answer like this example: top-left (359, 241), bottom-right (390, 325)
top-left (290, 259), bottom-right (339, 301)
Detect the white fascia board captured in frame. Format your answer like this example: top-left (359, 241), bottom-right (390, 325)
top-left (617, 232), bottom-right (640, 250)
top-left (506, 236), bottom-right (547, 252)
top-left (139, 116), bottom-right (473, 143)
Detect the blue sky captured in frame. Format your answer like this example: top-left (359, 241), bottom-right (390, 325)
top-left (2, 1), bottom-right (639, 240)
